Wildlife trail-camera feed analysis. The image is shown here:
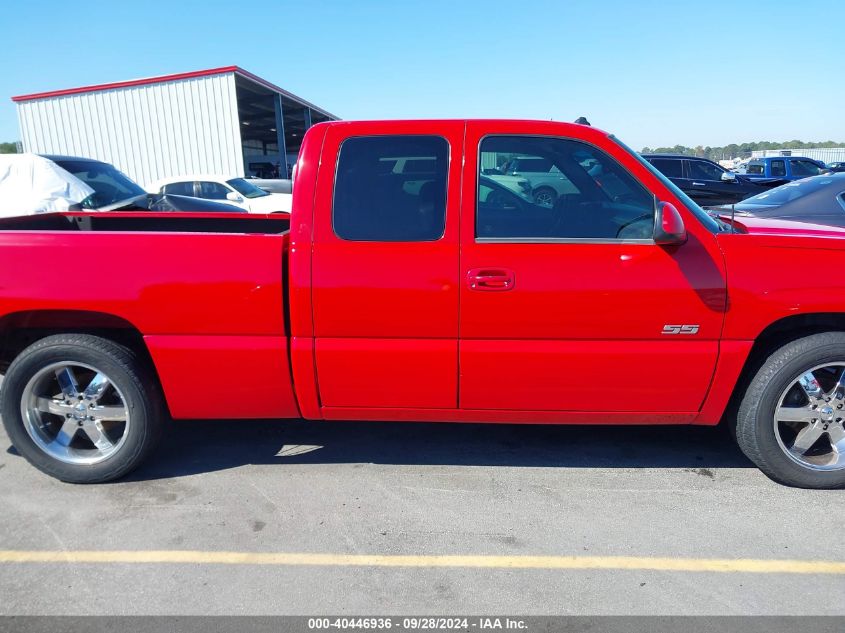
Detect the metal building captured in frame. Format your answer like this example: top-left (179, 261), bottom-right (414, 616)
top-left (12, 66), bottom-right (338, 186)
top-left (751, 148), bottom-right (845, 164)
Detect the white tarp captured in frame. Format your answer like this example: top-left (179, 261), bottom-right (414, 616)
top-left (0, 153), bottom-right (95, 217)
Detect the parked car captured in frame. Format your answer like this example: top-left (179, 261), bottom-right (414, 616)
top-left (5, 119), bottom-right (845, 489)
top-left (744, 156), bottom-right (825, 182)
top-left (0, 154), bottom-right (242, 217)
top-left (146, 175), bottom-right (292, 213)
top-left (247, 178), bottom-right (293, 195)
top-left (707, 173), bottom-right (845, 226)
top-left (499, 155), bottom-right (579, 206)
top-left (827, 162), bottom-right (845, 173)
top-left (643, 154), bottom-right (783, 206)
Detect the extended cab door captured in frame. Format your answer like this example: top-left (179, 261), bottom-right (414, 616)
top-left (310, 122), bottom-right (463, 411)
top-left (458, 122), bottom-right (727, 416)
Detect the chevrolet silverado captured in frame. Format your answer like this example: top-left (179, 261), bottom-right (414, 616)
top-left (1, 119), bottom-right (844, 488)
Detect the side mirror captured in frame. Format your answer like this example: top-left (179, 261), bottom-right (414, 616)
top-left (721, 171), bottom-right (737, 182)
top-left (226, 191), bottom-right (244, 203)
top-left (654, 201), bottom-right (687, 245)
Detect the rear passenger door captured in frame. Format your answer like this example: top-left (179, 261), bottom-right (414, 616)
top-left (162, 181), bottom-right (197, 197)
top-left (310, 122), bottom-right (463, 411)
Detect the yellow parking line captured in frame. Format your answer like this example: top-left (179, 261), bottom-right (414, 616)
top-left (0, 551), bottom-right (843, 574)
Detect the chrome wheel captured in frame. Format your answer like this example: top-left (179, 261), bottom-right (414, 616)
top-left (774, 363), bottom-right (845, 471)
top-left (20, 362), bottom-right (130, 465)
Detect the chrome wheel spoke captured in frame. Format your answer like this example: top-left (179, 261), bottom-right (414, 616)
top-left (36, 397), bottom-right (69, 417)
top-left (792, 424), bottom-right (824, 454)
top-left (55, 418), bottom-right (80, 447)
top-left (82, 421), bottom-right (114, 451)
top-left (83, 373), bottom-right (111, 402)
top-left (776, 406), bottom-right (815, 423)
top-left (55, 367), bottom-right (80, 399)
top-left (93, 405), bottom-right (127, 422)
top-left (829, 425), bottom-right (845, 454)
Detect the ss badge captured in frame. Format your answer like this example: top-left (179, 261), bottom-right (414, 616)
top-left (662, 324), bottom-right (700, 335)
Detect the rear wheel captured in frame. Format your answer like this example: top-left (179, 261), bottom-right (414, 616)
top-left (1, 334), bottom-right (163, 483)
top-left (735, 332), bottom-right (845, 488)
top-left (533, 187), bottom-right (557, 207)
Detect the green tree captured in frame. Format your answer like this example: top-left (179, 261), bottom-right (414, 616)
top-left (0, 142), bottom-right (18, 154)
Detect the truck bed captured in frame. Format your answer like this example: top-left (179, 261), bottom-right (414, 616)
top-left (0, 211), bottom-right (299, 420)
top-left (0, 211), bottom-right (290, 234)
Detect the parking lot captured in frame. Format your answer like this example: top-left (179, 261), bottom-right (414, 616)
top-left (1, 410), bottom-right (843, 616)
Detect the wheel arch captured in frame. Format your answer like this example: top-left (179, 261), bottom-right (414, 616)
top-left (710, 312), bottom-right (845, 426)
top-left (0, 310), bottom-right (153, 377)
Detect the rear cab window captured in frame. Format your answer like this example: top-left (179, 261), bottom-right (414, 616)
top-left (333, 135), bottom-right (448, 241)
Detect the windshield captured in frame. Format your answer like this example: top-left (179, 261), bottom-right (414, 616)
top-left (611, 137), bottom-right (721, 233)
top-left (739, 175), bottom-right (844, 208)
top-left (52, 159), bottom-right (147, 209)
top-left (226, 178), bottom-right (270, 199)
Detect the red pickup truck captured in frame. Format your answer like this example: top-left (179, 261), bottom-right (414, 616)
top-left (2, 119), bottom-right (845, 489)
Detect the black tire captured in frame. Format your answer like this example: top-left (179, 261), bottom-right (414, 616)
top-left (735, 332), bottom-right (845, 489)
top-left (533, 187), bottom-right (557, 207)
top-left (0, 334), bottom-right (164, 483)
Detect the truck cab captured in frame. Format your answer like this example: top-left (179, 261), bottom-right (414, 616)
top-left (745, 156), bottom-right (825, 181)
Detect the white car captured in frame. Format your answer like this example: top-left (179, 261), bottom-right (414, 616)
top-left (146, 175), bottom-right (291, 213)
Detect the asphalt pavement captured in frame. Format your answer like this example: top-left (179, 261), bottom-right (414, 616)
top-left (1, 408), bottom-right (843, 616)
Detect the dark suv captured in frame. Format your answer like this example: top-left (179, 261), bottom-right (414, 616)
top-left (643, 154), bottom-right (781, 206)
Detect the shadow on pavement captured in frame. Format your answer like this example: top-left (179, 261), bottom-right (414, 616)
top-left (116, 419), bottom-right (753, 482)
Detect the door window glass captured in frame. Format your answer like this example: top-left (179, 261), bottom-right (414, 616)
top-left (162, 182), bottom-right (195, 196)
top-left (649, 158), bottom-right (683, 178)
top-left (477, 136), bottom-right (654, 240)
top-left (791, 160), bottom-right (821, 177)
top-left (689, 160), bottom-right (724, 181)
top-left (197, 182), bottom-right (231, 200)
top-left (333, 135), bottom-right (448, 241)
top-left (771, 160), bottom-right (786, 177)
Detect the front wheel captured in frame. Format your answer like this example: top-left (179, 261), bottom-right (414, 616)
top-left (735, 332), bottom-right (845, 489)
top-left (1, 334), bottom-right (164, 483)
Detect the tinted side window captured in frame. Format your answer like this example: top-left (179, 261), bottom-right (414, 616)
top-left (478, 136), bottom-right (654, 240)
top-left (747, 162), bottom-right (765, 175)
top-left (162, 182), bottom-right (195, 196)
top-left (197, 182), bottom-right (230, 200)
top-left (771, 160), bottom-right (786, 177)
top-left (689, 160), bottom-right (723, 181)
top-left (791, 160), bottom-right (820, 177)
top-left (649, 158), bottom-right (683, 178)
top-left (333, 135), bottom-right (448, 242)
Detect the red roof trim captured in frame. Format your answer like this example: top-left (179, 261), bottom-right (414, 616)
top-left (11, 66), bottom-right (241, 102)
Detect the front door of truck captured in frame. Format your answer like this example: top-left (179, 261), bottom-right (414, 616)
top-left (311, 122), bottom-right (463, 411)
top-left (458, 122), bottom-right (727, 414)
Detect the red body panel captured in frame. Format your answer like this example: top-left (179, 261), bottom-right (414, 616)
top-left (4, 120), bottom-right (845, 428)
top-left (146, 335), bottom-right (299, 419)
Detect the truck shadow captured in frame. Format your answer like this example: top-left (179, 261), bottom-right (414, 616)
top-left (125, 419), bottom-right (753, 481)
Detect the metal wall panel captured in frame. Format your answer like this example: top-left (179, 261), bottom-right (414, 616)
top-left (751, 148), bottom-right (845, 164)
top-left (16, 73), bottom-right (243, 186)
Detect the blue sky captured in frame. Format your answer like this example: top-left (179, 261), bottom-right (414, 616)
top-left (2, 0), bottom-right (843, 150)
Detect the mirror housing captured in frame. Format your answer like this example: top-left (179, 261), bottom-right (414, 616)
top-left (653, 201), bottom-right (687, 245)
top-left (721, 171), bottom-right (737, 182)
top-left (226, 191), bottom-right (244, 203)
